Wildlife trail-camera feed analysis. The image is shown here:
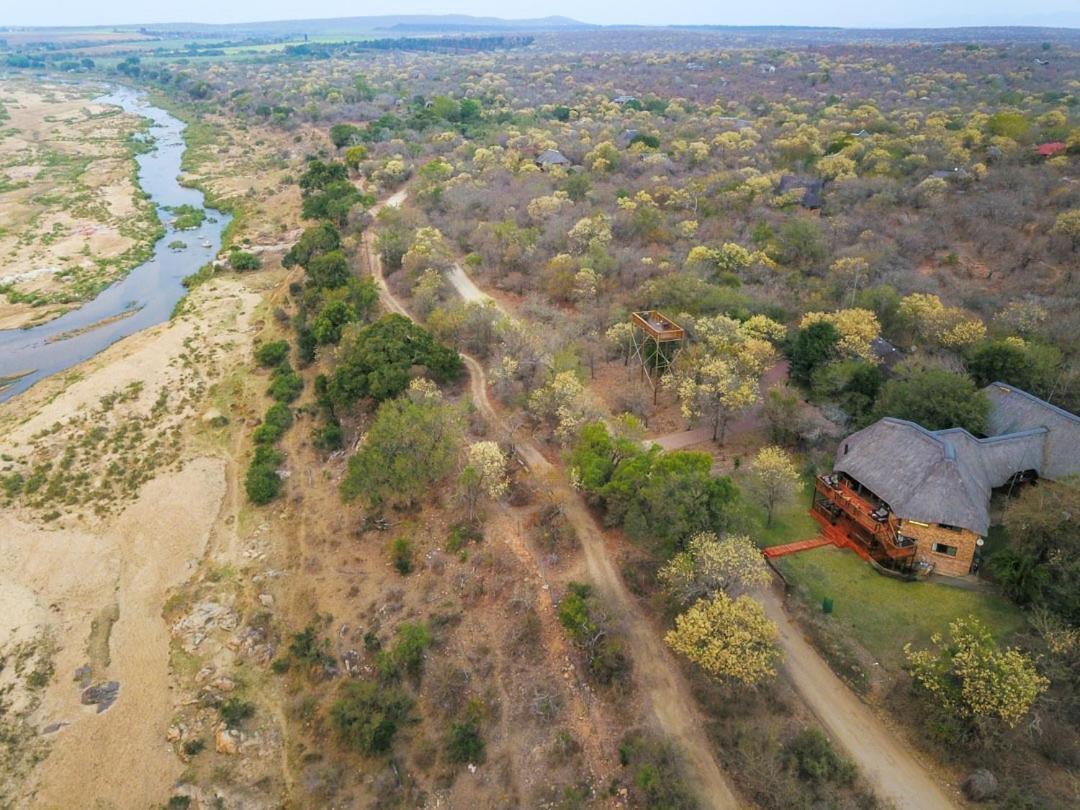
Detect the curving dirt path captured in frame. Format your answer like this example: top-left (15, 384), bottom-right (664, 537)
top-left (363, 190), bottom-right (740, 809)
top-left (760, 587), bottom-right (955, 809)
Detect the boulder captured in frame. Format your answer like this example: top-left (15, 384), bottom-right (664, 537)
top-left (962, 769), bottom-right (999, 802)
top-left (215, 724), bottom-right (242, 755)
top-left (81, 681), bottom-right (120, 712)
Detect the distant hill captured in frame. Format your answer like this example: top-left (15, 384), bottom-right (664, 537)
top-left (140, 15), bottom-right (593, 37)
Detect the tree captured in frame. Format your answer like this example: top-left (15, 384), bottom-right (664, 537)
top-left (659, 533), bottom-right (769, 604)
top-left (967, 338), bottom-right (1060, 397)
top-left (799, 309), bottom-right (880, 361)
top-left (340, 383), bottom-right (462, 507)
top-left (312, 299), bottom-right (357, 345)
top-left (459, 441), bottom-right (508, 520)
top-left (344, 145), bottom-right (369, 171)
top-left (904, 616), bottom-right (1048, 731)
top-left (329, 314), bottom-right (462, 406)
top-left (1051, 209), bottom-right (1080, 252)
top-left (283, 222), bottom-right (341, 269)
top-left (999, 478), bottom-right (1080, 623)
top-left (811, 359), bottom-right (882, 423)
top-left (665, 593), bottom-right (780, 686)
top-left (898, 293), bottom-right (986, 351)
top-left (747, 446), bottom-right (800, 527)
top-left (775, 218), bottom-right (826, 266)
top-left (305, 249), bottom-right (350, 290)
top-left (254, 340), bottom-right (290, 368)
top-left (762, 385), bottom-right (807, 446)
top-left (302, 180), bottom-right (370, 225)
top-left (330, 680), bottom-right (413, 755)
top-left (528, 372), bottom-right (593, 445)
top-left (671, 341), bottom-right (770, 444)
top-left (788, 321), bottom-right (839, 385)
top-left (871, 363), bottom-right (990, 433)
top-left (329, 123), bottom-right (361, 149)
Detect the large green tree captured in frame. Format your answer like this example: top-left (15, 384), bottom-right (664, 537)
top-left (340, 389), bottom-right (462, 507)
top-left (871, 364), bottom-right (990, 434)
top-left (328, 314), bottom-right (462, 406)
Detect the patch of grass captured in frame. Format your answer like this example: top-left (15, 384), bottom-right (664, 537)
top-left (777, 546), bottom-right (1025, 669)
top-left (745, 481), bottom-right (820, 548)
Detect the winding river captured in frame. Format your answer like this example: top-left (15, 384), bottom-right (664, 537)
top-left (0, 84), bottom-right (230, 402)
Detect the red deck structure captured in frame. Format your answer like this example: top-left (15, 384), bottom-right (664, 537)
top-left (811, 473), bottom-right (917, 571)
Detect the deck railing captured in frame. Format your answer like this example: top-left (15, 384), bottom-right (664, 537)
top-left (814, 475), bottom-right (916, 559)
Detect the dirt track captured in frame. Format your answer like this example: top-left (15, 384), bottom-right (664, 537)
top-left (760, 588), bottom-right (955, 809)
top-left (365, 190), bottom-right (739, 808)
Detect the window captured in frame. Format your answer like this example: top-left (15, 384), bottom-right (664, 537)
top-left (932, 542), bottom-right (958, 557)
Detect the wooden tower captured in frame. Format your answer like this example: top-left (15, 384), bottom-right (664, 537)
top-left (630, 310), bottom-right (684, 402)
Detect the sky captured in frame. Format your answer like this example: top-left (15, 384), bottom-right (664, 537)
top-left (2, 1), bottom-right (1079, 30)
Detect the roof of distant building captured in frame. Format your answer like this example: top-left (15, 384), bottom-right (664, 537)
top-left (1036, 142), bottom-right (1067, 157)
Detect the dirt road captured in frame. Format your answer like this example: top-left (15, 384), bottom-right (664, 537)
top-left (363, 192), bottom-right (740, 809)
top-left (760, 587), bottom-right (956, 809)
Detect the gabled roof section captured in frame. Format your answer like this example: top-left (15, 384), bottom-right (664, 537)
top-left (834, 383), bottom-right (1079, 535)
top-left (983, 382), bottom-right (1080, 479)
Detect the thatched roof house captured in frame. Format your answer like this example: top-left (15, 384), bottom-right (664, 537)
top-left (535, 149), bottom-right (571, 170)
top-left (818, 383), bottom-right (1079, 576)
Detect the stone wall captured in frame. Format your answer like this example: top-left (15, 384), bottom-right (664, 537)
top-left (900, 520), bottom-right (979, 577)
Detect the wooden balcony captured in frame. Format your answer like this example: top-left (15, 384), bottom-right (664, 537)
top-left (813, 475), bottom-right (916, 561)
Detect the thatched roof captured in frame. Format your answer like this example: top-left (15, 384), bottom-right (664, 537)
top-left (833, 383), bottom-right (1080, 535)
top-left (984, 382), bottom-right (1080, 479)
top-left (535, 149), bottom-right (570, 166)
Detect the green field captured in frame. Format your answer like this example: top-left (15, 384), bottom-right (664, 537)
top-left (777, 545), bottom-right (1026, 669)
top-left (742, 477), bottom-right (821, 548)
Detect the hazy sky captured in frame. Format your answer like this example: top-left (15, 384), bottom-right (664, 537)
top-left (3, 1), bottom-right (1078, 29)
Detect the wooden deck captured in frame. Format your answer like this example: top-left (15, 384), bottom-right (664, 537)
top-left (763, 537), bottom-right (832, 558)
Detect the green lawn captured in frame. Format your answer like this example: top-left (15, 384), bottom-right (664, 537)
top-left (742, 478), bottom-right (820, 548)
top-left (777, 545), bottom-right (1026, 670)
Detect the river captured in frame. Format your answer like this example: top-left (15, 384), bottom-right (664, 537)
top-left (0, 84), bottom-right (230, 402)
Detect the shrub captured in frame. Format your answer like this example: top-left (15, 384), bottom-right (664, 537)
top-left (331, 680), bottom-right (413, 756)
top-left (268, 368), bottom-right (304, 403)
top-left (218, 697), bottom-right (255, 728)
top-left (288, 625), bottom-right (335, 673)
top-left (312, 422), bottom-right (344, 451)
top-left (230, 250), bottom-right (262, 271)
top-left (783, 728), bottom-right (856, 785)
top-left (245, 463), bottom-right (281, 504)
top-left (255, 340), bottom-right (290, 367)
top-left (376, 622), bottom-right (431, 680)
top-left (446, 719), bottom-right (485, 764)
top-left (390, 537), bottom-right (413, 575)
top-left (253, 403), bottom-right (293, 444)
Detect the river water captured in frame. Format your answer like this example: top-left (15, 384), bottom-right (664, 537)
top-left (0, 84), bottom-right (230, 402)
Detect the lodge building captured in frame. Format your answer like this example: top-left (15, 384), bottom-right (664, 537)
top-left (813, 383), bottom-right (1080, 577)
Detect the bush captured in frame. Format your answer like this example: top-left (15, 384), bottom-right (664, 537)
top-left (246, 446), bottom-right (283, 504)
top-left (253, 402), bottom-right (293, 444)
top-left (288, 625), bottom-right (335, 676)
top-left (390, 537), bottom-right (412, 575)
top-left (255, 340), bottom-right (290, 367)
top-left (617, 732), bottom-right (696, 809)
top-left (376, 622), bottom-right (431, 680)
top-left (446, 718), bottom-right (485, 763)
top-left (218, 697), bottom-right (255, 728)
top-left (268, 368), bottom-right (304, 403)
top-left (330, 680), bottom-right (413, 756)
top-left (312, 421), bottom-right (344, 451)
top-left (783, 728), bottom-right (856, 785)
top-left (230, 250), bottom-right (262, 271)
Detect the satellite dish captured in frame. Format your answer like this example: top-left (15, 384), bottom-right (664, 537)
top-left (976, 539), bottom-right (985, 546)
